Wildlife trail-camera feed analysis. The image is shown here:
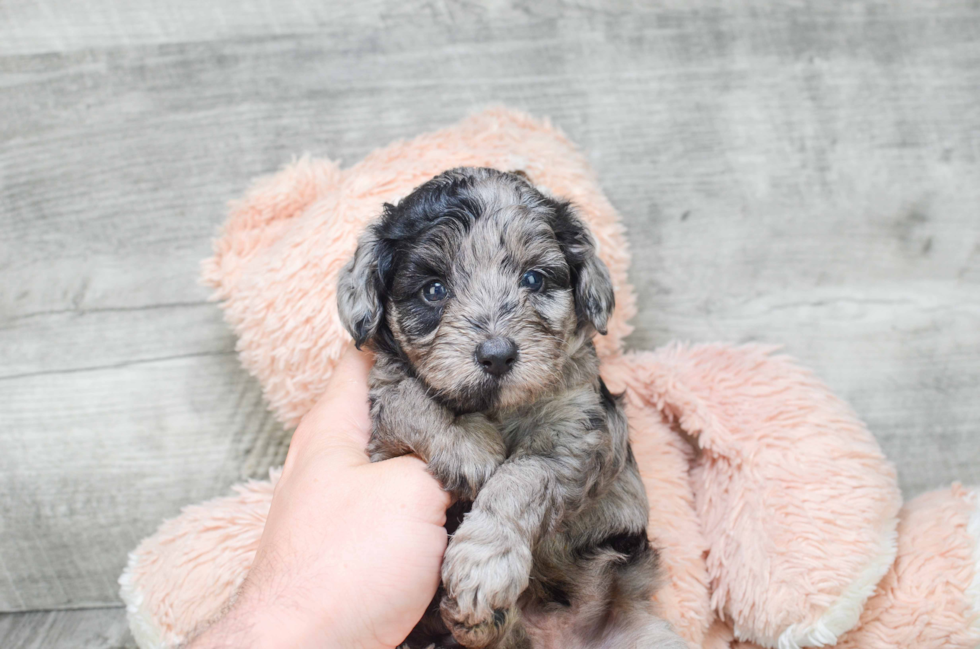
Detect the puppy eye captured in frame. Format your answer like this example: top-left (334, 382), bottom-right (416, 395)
top-left (421, 280), bottom-right (448, 303)
top-left (520, 270), bottom-right (545, 292)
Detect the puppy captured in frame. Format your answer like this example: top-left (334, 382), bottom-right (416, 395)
top-left (338, 168), bottom-right (684, 649)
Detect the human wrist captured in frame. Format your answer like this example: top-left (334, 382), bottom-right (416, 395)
top-left (189, 594), bottom-right (330, 649)
top-left (190, 586), bottom-right (389, 649)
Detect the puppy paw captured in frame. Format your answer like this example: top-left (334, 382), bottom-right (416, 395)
top-left (440, 515), bottom-right (530, 646)
top-left (440, 594), bottom-right (513, 648)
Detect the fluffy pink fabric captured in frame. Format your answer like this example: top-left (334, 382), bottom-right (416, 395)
top-left (603, 357), bottom-right (713, 646)
top-left (604, 346), bottom-right (903, 649)
top-left (119, 472), bottom-right (277, 648)
top-left (733, 486), bottom-right (980, 649)
top-left (834, 484), bottom-right (980, 648)
top-left (119, 108), bottom-right (977, 649)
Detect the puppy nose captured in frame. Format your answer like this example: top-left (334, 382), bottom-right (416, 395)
top-left (476, 337), bottom-right (518, 376)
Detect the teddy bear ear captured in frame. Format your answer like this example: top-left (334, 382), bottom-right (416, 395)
top-left (202, 156), bottom-right (341, 299)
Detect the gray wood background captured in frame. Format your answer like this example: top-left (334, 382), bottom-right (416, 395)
top-left (1, 0), bottom-right (978, 646)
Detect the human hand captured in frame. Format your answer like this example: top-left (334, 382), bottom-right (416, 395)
top-left (189, 345), bottom-right (451, 649)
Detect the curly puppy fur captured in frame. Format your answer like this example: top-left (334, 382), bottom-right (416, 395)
top-left (338, 168), bottom-right (685, 649)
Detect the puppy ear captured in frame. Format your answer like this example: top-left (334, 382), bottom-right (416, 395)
top-left (508, 169), bottom-right (533, 183)
top-left (337, 227), bottom-right (384, 349)
top-left (552, 202), bottom-right (615, 335)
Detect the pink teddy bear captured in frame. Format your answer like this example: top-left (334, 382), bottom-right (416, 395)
top-left (120, 108), bottom-right (980, 649)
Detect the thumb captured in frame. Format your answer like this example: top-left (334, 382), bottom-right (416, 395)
top-left (288, 344), bottom-right (375, 468)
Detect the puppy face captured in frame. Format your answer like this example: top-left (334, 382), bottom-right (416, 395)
top-left (338, 168), bottom-right (614, 412)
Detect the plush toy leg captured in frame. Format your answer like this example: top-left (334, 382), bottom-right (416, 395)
top-left (833, 484), bottom-right (980, 649)
top-left (119, 470), bottom-right (279, 649)
top-left (721, 485), bottom-right (980, 649)
top-left (615, 344), bottom-right (903, 649)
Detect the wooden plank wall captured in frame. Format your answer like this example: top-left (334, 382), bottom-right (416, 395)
top-left (1, 1), bottom-right (978, 645)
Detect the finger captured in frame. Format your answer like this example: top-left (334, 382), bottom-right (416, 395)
top-left (323, 343), bottom-right (375, 411)
top-left (373, 455), bottom-right (453, 516)
top-left (292, 344), bottom-right (375, 457)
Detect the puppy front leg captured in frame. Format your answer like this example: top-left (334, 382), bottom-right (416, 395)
top-left (369, 376), bottom-right (506, 500)
top-left (440, 452), bottom-right (595, 648)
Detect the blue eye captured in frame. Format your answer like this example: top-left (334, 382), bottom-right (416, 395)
top-left (421, 280), bottom-right (448, 303)
top-left (520, 270), bottom-right (545, 292)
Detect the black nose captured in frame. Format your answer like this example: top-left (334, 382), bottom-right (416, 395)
top-left (476, 337), bottom-right (518, 376)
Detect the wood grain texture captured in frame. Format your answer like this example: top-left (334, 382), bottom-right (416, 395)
top-left (1, 0), bottom-right (978, 624)
top-left (0, 607), bottom-right (134, 649)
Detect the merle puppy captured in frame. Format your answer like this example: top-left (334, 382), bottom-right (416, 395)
top-left (337, 168), bottom-right (684, 649)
